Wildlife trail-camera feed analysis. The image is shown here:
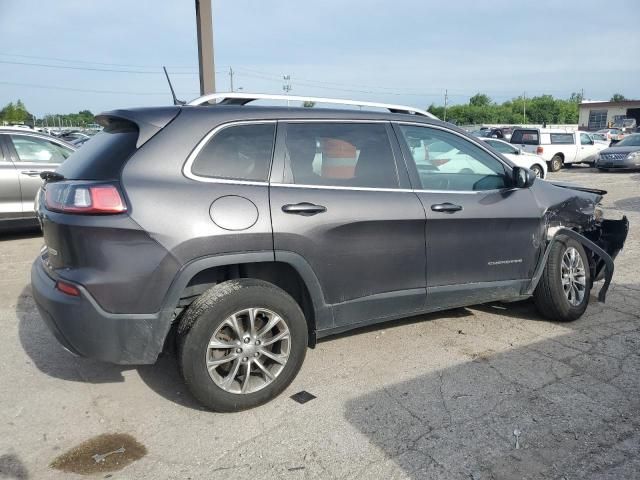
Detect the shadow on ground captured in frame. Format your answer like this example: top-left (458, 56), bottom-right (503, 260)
top-left (343, 285), bottom-right (640, 480)
top-left (16, 286), bottom-right (204, 410)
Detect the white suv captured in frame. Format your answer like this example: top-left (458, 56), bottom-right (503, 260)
top-left (510, 128), bottom-right (607, 172)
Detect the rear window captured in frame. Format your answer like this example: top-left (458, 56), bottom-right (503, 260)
top-left (510, 130), bottom-right (539, 145)
top-left (550, 133), bottom-right (574, 145)
top-left (56, 121), bottom-right (139, 180)
top-left (191, 123), bottom-right (275, 181)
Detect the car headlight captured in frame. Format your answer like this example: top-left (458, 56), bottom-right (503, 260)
top-left (626, 151), bottom-right (640, 163)
top-left (594, 205), bottom-right (604, 222)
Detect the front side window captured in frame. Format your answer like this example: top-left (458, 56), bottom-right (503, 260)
top-left (10, 135), bottom-right (71, 163)
top-left (550, 133), bottom-right (574, 145)
top-left (191, 123), bottom-right (275, 181)
top-left (486, 139), bottom-right (518, 155)
top-left (580, 133), bottom-right (594, 145)
top-left (398, 125), bottom-right (508, 191)
top-left (284, 123), bottom-right (398, 189)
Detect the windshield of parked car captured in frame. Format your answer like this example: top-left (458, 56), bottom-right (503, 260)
top-left (614, 134), bottom-right (640, 147)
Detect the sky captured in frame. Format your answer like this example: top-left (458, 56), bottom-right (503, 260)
top-left (0, 0), bottom-right (639, 117)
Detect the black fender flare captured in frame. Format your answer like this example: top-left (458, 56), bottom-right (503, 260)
top-left (526, 228), bottom-right (614, 302)
top-left (155, 251), bottom-right (332, 355)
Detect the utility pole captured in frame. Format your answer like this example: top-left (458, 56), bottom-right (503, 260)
top-left (444, 89), bottom-right (448, 122)
top-left (283, 74), bottom-right (292, 106)
top-left (523, 91), bottom-right (526, 124)
top-left (229, 66), bottom-right (234, 92)
top-left (195, 0), bottom-right (215, 95)
top-left (580, 88), bottom-right (584, 102)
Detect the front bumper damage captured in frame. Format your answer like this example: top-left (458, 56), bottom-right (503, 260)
top-left (527, 217), bottom-right (629, 302)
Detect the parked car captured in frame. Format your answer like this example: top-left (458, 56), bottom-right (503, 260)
top-left (594, 133), bottom-right (640, 171)
top-left (31, 93), bottom-right (628, 412)
top-left (486, 127), bottom-right (513, 141)
top-left (59, 131), bottom-right (91, 143)
top-left (588, 132), bottom-right (609, 145)
top-left (70, 136), bottom-right (91, 147)
top-left (510, 128), bottom-right (607, 171)
top-left (0, 128), bottom-right (75, 230)
top-left (595, 128), bottom-right (623, 142)
top-left (479, 138), bottom-right (547, 178)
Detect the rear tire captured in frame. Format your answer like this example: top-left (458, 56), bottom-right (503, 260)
top-left (533, 236), bottom-right (591, 322)
top-left (549, 155), bottom-right (563, 172)
top-left (177, 279), bottom-right (308, 412)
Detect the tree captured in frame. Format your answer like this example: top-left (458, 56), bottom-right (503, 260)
top-left (0, 100), bottom-right (31, 124)
top-left (425, 93), bottom-right (578, 125)
top-left (469, 93), bottom-right (491, 107)
top-left (610, 93), bottom-right (626, 102)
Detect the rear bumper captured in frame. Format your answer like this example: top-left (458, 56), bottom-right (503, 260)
top-left (31, 258), bottom-right (166, 364)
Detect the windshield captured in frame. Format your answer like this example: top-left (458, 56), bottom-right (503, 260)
top-left (615, 134), bottom-right (640, 147)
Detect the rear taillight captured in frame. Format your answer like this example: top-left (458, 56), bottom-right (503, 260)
top-left (44, 182), bottom-right (127, 214)
top-left (56, 280), bottom-right (80, 296)
top-left (536, 146), bottom-right (544, 154)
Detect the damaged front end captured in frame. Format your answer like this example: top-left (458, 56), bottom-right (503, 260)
top-left (528, 181), bottom-right (629, 302)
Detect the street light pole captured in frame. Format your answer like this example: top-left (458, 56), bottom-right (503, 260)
top-left (195, 0), bottom-right (215, 95)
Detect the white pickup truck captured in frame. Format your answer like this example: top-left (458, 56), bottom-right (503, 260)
top-left (510, 128), bottom-right (607, 172)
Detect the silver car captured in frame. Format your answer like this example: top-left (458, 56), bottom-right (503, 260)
top-left (0, 128), bottom-right (75, 229)
top-left (595, 133), bottom-right (640, 171)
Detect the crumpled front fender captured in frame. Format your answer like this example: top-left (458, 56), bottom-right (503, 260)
top-left (526, 216), bottom-right (629, 303)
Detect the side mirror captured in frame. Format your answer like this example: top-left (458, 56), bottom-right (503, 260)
top-left (513, 166), bottom-right (535, 188)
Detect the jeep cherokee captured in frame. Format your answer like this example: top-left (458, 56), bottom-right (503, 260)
top-left (31, 93), bottom-right (629, 412)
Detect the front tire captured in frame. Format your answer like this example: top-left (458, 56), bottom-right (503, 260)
top-left (178, 279), bottom-right (308, 412)
top-left (549, 155), bottom-right (563, 172)
top-left (530, 164), bottom-right (544, 178)
top-left (533, 236), bottom-right (591, 322)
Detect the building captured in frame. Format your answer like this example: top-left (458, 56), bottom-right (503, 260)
top-left (579, 100), bottom-right (640, 131)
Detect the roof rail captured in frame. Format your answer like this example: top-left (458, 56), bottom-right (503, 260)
top-left (186, 92), bottom-right (438, 119)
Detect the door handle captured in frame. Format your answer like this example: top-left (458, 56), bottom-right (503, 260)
top-left (282, 202), bottom-right (327, 216)
top-left (20, 170), bottom-right (41, 177)
top-left (431, 202), bottom-right (462, 213)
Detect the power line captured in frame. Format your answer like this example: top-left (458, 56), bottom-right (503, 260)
top-left (0, 59), bottom-right (203, 75)
top-left (0, 80), bottom-right (200, 96)
top-left (0, 52), bottom-right (198, 69)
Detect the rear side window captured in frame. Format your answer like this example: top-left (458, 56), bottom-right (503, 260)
top-left (191, 123), bottom-right (275, 181)
top-left (510, 130), bottom-right (539, 145)
top-left (57, 121), bottom-right (138, 180)
top-left (550, 133), bottom-right (574, 144)
top-left (9, 135), bottom-right (71, 163)
top-left (284, 122), bottom-right (398, 189)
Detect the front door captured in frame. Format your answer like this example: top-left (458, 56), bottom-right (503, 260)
top-left (5, 134), bottom-right (71, 214)
top-left (394, 123), bottom-right (543, 310)
top-left (270, 121), bottom-right (427, 330)
top-left (578, 132), bottom-right (599, 163)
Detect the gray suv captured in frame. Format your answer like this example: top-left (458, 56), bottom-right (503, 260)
top-left (31, 94), bottom-right (628, 412)
top-left (0, 128), bottom-right (74, 229)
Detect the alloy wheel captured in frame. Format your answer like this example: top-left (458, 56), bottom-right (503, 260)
top-left (561, 247), bottom-right (586, 306)
top-left (205, 308), bottom-right (290, 394)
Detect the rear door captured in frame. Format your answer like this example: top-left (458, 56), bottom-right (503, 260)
top-left (5, 134), bottom-right (73, 213)
top-left (395, 123), bottom-right (543, 309)
top-left (270, 121), bottom-right (427, 330)
top-left (0, 135), bottom-right (22, 221)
